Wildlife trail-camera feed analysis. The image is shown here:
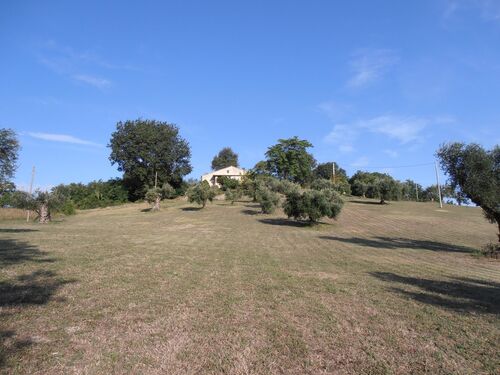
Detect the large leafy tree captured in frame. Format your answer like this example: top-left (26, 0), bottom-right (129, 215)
top-left (0, 128), bottom-right (20, 194)
top-left (265, 137), bottom-right (316, 185)
top-left (211, 147), bottom-right (239, 170)
top-left (437, 142), bottom-right (500, 242)
top-left (313, 162), bottom-right (347, 181)
top-left (109, 119), bottom-right (192, 200)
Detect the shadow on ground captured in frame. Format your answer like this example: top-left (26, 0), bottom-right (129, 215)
top-left (371, 272), bottom-right (500, 315)
top-left (241, 209), bottom-right (260, 216)
top-left (319, 236), bottom-right (476, 253)
top-left (349, 200), bottom-right (383, 205)
top-left (258, 218), bottom-right (330, 227)
top-left (0, 229), bottom-right (38, 233)
top-left (0, 330), bottom-right (33, 367)
top-left (0, 239), bottom-right (55, 266)
top-left (180, 207), bottom-right (203, 212)
top-left (0, 238), bottom-right (74, 367)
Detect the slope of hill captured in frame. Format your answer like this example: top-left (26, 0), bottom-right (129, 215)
top-left (1, 199), bottom-right (498, 374)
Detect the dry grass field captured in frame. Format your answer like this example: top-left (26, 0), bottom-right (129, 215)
top-left (0, 198), bottom-right (499, 374)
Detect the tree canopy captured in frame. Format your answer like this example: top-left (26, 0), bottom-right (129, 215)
top-left (211, 147), bottom-right (239, 170)
top-left (0, 128), bottom-right (20, 194)
top-left (437, 142), bottom-right (500, 241)
top-left (265, 137), bottom-right (316, 185)
top-left (109, 119), bottom-right (191, 200)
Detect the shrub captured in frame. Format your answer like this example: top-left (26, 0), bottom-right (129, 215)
top-left (283, 188), bottom-right (344, 222)
top-left (225, 188), bottom-right (242, 204)
top-left (480, 243), bottom-right (499, 258)
top-left (145, 183), bottom-right (175, 211)
top-left (218, 176), bottom-right (240, 191)
top-left (187, 181), bottom-right (216, 208)
top-left (60, 200), bottom-right (76, 216)
top-left (255, 185), bottom-right (280, 214)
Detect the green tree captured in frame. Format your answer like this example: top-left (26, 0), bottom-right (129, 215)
top-left (109, 119), bottom-right (191, 201)
top-left (376, 176), bottom-right (400, 204)
top-left (265, 137), bottom-right (316, 185)
top-left (283, 188), bottom-right (344, 223)
top-left (313, 162), bottom-right (347, 181)
top-left (0, 129), bottom-right (20, 194)
top-left (187, 181), bottom-right (216, 208)
top-left (255, 185), bottom-right (280, 214)
top-left (211, 147), bottom-right (239, 170)
top-left (225, 187), bottom-right (242, 204)
top-left (437, 142), bottom-right (500, 242)
top-left (145, 183), bottom-right (175, 211)
top-left (12, 190), bottom-right (65, 223)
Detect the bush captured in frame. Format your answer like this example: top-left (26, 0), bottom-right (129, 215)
top-left (60, 200), bottom-right (76, 216)
top-left (187, 181), bottom-right (216, 208)
top-left (225, 188), bottom-right (242, 204)
top-left (255, 185), bottom-right (280, 214)
top-left (52, 178), bottom-right (128, 209)
top-left (283, 188), bottom-right (344, 222)
top-left (218, 176), bottom-right (240, 191)
top-left (480, 243), bottom-right (499, 258)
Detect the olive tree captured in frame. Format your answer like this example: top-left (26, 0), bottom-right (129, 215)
top-left (145, 183), bottom-right (175, 211)
top-left (437, 143), bottom-right (500, 242)
top-left (187, 181), bottom-right (216, 208)
top-left (283, 188), bottom-right (344, 223)
top-left (12, 190), bottom-right (64, 223)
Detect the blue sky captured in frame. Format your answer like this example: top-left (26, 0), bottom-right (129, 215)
top-left (1, 0), bottom-right (499, 190)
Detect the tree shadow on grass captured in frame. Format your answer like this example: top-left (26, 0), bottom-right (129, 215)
top-left (0, 270), bottom-right (74, 307)
top-left (0, 330), bottom-right (33, 367)
top-left (180, 207), bottom-right (203, 212)
top-left (319, 236), bottom-right (475, 253)
top-left (258, 218), bottom-right (329, 228)
top-left (0, 239), bottom-right (75, 367)
top-left (349, 200), bottom-right (383, 205)
top-left (0, 229), bottom-right (38, 233)
top-left (371, 272), bottom-right (500, 314)
top-left (0, 239), bottom-right (56, 267)
top-left (241, 209), bottom-right (260, 216)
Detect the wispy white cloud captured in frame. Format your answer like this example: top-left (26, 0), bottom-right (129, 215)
top-left (322, 114), bottom-right (453, 155)
top-left (26, 132), bottom-right (102, 147)
top-left (444, 0), bottom-right (500, 22)
top-left (35, 40), bottom-right (140, 89)
top-left (358, 115), bottom-right (428, 144)
top-left (323, 124), bottom-right (358, 153)
top-left (347, 48), bottom-right (399, 89)
top-left (73, 74), bottom-right (111, 89)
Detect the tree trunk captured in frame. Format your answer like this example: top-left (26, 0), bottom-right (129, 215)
top-left (497, 220), bottom-right (500, 243)
top-left (39, 203), bottom-right (51, 223)
top-left (152, 196), bottom-right (161, 211)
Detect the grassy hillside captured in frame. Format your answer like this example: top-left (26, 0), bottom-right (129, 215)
top-left (0, 199), bottom-right (499, 374)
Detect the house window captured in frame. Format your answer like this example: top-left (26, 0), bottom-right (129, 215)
top-left (227, 170), bottom-right (230, 174)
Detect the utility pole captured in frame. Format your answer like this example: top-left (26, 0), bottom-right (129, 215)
top-left (415, 183), bottom-right (419, 202)
top-left (434, 161), bottom-right (443, 208)
top-left (26, 166), bottom-right (35, 222)
top-left (332, 162), bottom-right (336, 184)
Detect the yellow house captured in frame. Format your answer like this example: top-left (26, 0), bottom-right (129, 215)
top-left (201, 166), bottom-right (246, 187)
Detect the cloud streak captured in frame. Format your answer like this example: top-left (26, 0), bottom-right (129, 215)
top-left (73, 74), bottom-right (111, 89)
top-left (27, 132), bottom-right (102, 147)
top-left (347, 48), bottom-right (399, 88)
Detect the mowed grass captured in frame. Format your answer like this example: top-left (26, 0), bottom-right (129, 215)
top-left (0, 198), bottom-right (499, 374)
